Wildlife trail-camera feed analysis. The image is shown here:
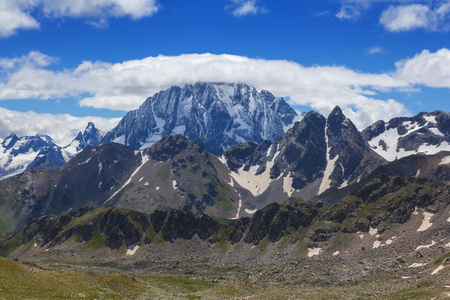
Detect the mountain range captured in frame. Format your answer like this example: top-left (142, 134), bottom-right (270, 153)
top-left (0, 82), bottom-right (449, 298)
top-left (0, 98), bottom-right (448, 233)
top-left (0, 122), bottom-right (102, 180)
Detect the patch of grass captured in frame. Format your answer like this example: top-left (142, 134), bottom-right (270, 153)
top-left (217, 238), bottom-right (228, 254)
top-left (83, 232), bottom-right (107, 250)
top-left (0, 215), bottom-right (10, 235)
top-left (434, 252), bottom-right (450, 266)
top-left (0, 257), bottom-right (147, 299)
top-left (146, 224), bottom-right (164, 244)
top-left (378, 288), bottom-right (442, 300)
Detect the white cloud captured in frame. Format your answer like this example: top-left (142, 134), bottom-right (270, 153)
top-left (41, 0), bottom-right (158, 20)
top-left (227, 0), bottom-right (267, 17)
top-left (0, 1), bottom-right (40, 37)
top-left (0, 107), bottom-right (120, 146)
top-left (368, 46), bottom-right (385, 54)
top-left (380, 1), bottom-right (450, 31)
top-left (395, 48), bottom-right (450, 87)
top-left (0, 0), bottom-right (159, 38)
top-left (336, 5), bottom-right (362, 20)
top-left (0, 51), bottom-right (416, 130)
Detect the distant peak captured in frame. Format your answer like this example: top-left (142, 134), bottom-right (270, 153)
top-left (329, 106), bottom-right (344, 117)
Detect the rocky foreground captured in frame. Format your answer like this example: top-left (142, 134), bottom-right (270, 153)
top-left (0, 174), bottom-right (449, 299)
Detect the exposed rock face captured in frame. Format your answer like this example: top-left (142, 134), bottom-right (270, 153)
top-left (362, 110), bottom-right (450, 161)
top-left (221, 106), bottom-right (384, 205)
top-left (64, 122), bottom-right (103, 157)
top-left (102, 82), bottom-right (300, 155)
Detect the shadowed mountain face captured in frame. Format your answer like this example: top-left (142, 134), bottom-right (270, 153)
top-left (102, 82), bottom-right (300, 155)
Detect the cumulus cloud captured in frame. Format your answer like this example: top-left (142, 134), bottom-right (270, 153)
top-left (395, 48), bottom-right (450, 87)
top-left (227, 0), bottom-right (267, 17)
top-left (380, 1), bottom-right (450, 31)
top-left (0, 51), bottom-right (417, 130)
top-left (0, 0), bottom-right (159, 38)
top-left (0, 1), bottom-right (39, 37)
top-left (0, 107), bottom-right (120, 146)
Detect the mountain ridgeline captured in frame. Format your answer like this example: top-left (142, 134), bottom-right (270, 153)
top-left (102, 82), bottom-right (300, 155)
top-left (0, 122), bottom-right (103, 180)
top-left (0, 101), bottom-right (448, 237)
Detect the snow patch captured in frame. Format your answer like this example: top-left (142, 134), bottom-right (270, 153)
top-left (172, 125), bottom-right (186, 135)
top-left (283, 173), bottom-right (295, 197)
top-left (415, 169), bottom-right (421, 177)
top-left (369, 227), bottom-right (378, 236)
top-left (385, 239), bottom-right (393, 245)
top-left (431, 265), bottom-right (445, 275)
top-left (244, 208), bottom-right (257, 215)
top-left (439, 156), bottom-right (450, 165)
top-left (417, 212), bottom-right (433, 232)
top-left (144, 182), bottom-right (149, 186)
top-left (77, 157), bottom-right (91, 165)
top-left (307, 248), bottom-right (321, 257)
top-left (415, 241), bottom-right (436, 251)
top-left (408, 262), bottom-right (426, 268)
top-left (113, 135), bottom-right (125, 144)
top-left (98, 181), bottom-right (102, 189)
top-left (172, 180), bottom-right (177, 189)
top-left (423, 115), bottom-right (437, 125)
top-left (333, 251), bottom-right (340, 256)
top-left (155, 186), bottom-right (159, 190)
top-left (228, 149), bottom-right (280, 197)
top-left (318, 124), bottom-right (339, 195)
top-left (126, 244), bottom-right (140, 256)
top-left (98, 162), bottom-right (102, 175)
top-left (429, 127), bottom-right (444, 137)
top-left (373, 241), bottom-right (382, 249)
top-left (218, 155), bottom-right (227, 166)
top-left (139, 177), bottom-right (144, 182)
top-left (231, 196), bottom-right (242, 220)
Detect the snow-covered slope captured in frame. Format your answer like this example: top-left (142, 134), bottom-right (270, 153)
top-left (102, 82), bottom-right (301, 155)
top-left (362, 111), bottom-right (450, 161)
top-left (0, 134), bottom-right (62, 179)
top-left (0, 123), bottom-right (103, 180)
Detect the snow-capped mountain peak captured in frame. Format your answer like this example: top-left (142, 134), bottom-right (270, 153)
top-left (0, 122), bottom-right (104, 180)
top-left (102, 82), bottom-right (300, 155)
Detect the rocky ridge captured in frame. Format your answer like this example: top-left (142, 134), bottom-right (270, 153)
top-left (102, 82), bottom-right (300, 155)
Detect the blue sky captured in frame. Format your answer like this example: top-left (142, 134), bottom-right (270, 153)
top-left (0, 0), bottom-right (449, 145)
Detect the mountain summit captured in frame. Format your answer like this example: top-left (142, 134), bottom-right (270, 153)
top-left (102, 82), bottom-right (300, 154)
